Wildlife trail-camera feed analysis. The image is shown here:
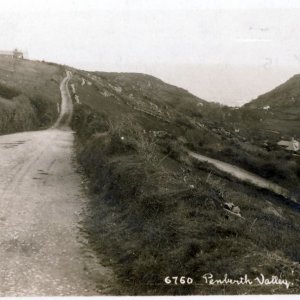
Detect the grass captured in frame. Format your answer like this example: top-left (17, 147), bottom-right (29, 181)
top-left (0, 57), bottom-right (64, 134)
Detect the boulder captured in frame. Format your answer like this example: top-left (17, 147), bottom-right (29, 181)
top-left (224, 202), bottom-right (234, 210)
top-left (232, 206), bottom-right (241, 214)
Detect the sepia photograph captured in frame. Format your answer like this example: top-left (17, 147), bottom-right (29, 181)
top-left (0, 0), bottom-right (300, 297)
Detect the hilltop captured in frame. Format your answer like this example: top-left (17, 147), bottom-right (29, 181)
top-left (244, 74), bottom-right (300, 109)
top-left (241, 74), bottom-right (300, 139)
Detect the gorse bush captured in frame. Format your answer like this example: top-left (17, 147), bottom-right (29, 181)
top-left (0, 82), bottom-right (20, 99)
top-left (0, 95), bottom-right (58, 134)
top-left (71, 104), bottom-right (109, 141)
top-left (29, 96), bottom-right (58, 128)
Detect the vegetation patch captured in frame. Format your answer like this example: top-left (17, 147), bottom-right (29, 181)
top-left (72, 102), bottom-right (300, 295)
top-left (0, 82), bottom-right (20, 99)
top-left (0, 58), bottom-right (63, 135)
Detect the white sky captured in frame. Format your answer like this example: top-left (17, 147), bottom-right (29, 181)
top-left (1, 0), bottom-right (300, 105)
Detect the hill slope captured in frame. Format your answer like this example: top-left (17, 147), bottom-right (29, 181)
top-left (0, 57), bottom-right (64, 134)
top-left (68, 68), bottom-right (300, 295)
top-left (242, 74), bottom-right (300, 138)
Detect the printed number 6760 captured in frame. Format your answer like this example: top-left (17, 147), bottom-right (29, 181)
top-left (164, 276), bottom-right (193, 285)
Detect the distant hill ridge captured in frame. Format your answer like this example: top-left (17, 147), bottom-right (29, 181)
top-left (244, 74), bottom-right (300, 109)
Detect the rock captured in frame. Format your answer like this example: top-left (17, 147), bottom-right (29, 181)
top-left (232, 206), bottom-right (241, 214)
top-left (224, 202), bottom-right (234, 210)
top-left (224, 202), bottom-right (242, 216)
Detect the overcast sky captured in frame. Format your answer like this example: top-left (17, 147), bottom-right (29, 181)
top-left (1, 0), bottom-right (300, 105)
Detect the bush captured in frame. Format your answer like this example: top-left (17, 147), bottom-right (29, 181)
top-left (29, 96), bottom-right (57, 127)
top-left (0, 82), bottom-right (20, 99)
top-left (71, 104), bottom-right (109, 140)
top-left (0, 95), bottom-right (53, 134)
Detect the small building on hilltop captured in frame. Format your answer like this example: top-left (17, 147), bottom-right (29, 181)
top-left (277, 137), bottom-right (299, 152)
top-left (0, 49), bottom-right (24, 59)
top-left (13, 49), bottom-right (24, 59)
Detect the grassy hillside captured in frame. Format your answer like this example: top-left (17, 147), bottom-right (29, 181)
top-left (69, 69), bottom-right (300, 295)
top-left (242, 74), bottom-right (300, 138)
top-left (0, 57), bottom-right (64, 134)
top-left (245, 74), bottom-right (300, 108)
top-left (168, 75), bottom-right (300, 192)
top-left (201, 75), bottom-right (300, 194)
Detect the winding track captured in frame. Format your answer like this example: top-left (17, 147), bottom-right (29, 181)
top-left (0, 71), bottom-right (113, 296)
top-left (189, 151), bottom-right (291, 199)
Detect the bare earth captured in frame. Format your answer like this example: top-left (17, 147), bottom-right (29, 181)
top-left (0, 72), bottom-right (113, 296)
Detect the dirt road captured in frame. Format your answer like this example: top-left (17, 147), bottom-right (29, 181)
top-left (189, 151), bottom-right (290, 198)
top-left (0, 71), bottom-right (113, 296)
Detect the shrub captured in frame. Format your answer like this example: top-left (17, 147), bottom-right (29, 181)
top-left (29, 96), bottom-right (57, 127)
top-left (0, 82), bottom-right (20, 99)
